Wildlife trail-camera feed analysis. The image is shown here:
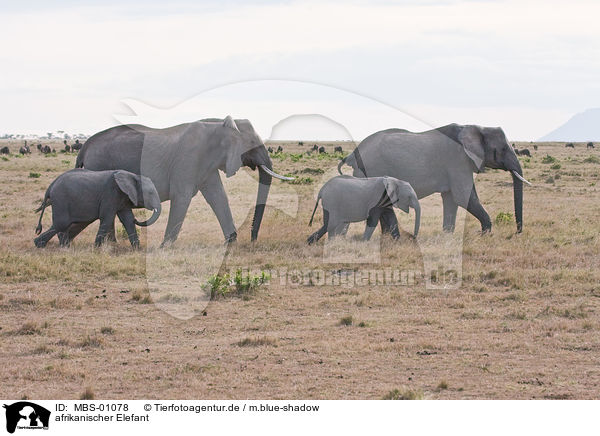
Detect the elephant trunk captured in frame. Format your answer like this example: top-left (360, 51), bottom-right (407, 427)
top-left (505, 153), bottom-right (524, 233)
top-left (135, 204), bottom-right (161, 227)
top-left (511, 172), bottom-right (523, 233)
top-left (412, 199), bottom-right (421, 238)
top-left (251, 167), bottom-right (272, 241)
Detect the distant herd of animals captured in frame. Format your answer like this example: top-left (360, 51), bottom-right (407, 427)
top-left (0, 139), bottom-right (83, 155)
top-left (0, 119), bottom-right (596, 249)
top-left (265, 143), bottom-right (344, 154)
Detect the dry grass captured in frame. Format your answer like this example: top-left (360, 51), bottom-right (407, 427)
top-left (383, 387), bottom-right (424, 400)
top-left (80, 387), bottom-right (95, 400)
top-left (0, 139), bottom-right (599, 399)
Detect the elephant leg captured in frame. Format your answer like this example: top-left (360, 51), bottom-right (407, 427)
top-left (117, 209), bottom-right (139, 249)
top-left (328, 223), bottom-right (348, 239)
top-left (466, 185), bottom-right (491, 232)
top-left (95, 213), bottom-right (117, 247)
top-left (307, 210), bottom-right (328, 244)
top-left (378, 207), bottom-right (400, 239)
top-left (442, 191), bottom-right (458, 232)
top-left (162, 194), bottom-right (193, 246)
top-left (200, 172), bottom-right (237, 243)
top-left (338, 223), bottom-right (350, 236)
top-left (60, 222), bottom-right (91, 247)
top-left (34, 227), bottom-right (58, 248)
top-left (328, 216), bottom-right (348, 239)
top-left (363, 208), bottom-right (382, 241)
top-left (106, 224), bottom-right (117, 242)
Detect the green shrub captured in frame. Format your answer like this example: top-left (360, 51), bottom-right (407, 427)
top-left (495, 212), bottom-right (513, 225)
top-left (29, 172), bottom-right (41, 178)
top-left (205, 270), bottom-right (270, 299)
top-left (541, 155), bottom-right (557, 164)
top-left (584, 156), bottom-right (600, 164)
top-left (233, 269), bottom-right (270, 295)
top-left (339, 315), bottom-right (353, 326)
top-left (299, 167), bottom-right (324, 175)
top-left (550, 163), bottom-right (561, 170)
top-left (383, 388), bottom-right (424, 400)
top-left (285, 176), bottom-right (313, 185)
top-left (204, 273), bottom-right (230, 298)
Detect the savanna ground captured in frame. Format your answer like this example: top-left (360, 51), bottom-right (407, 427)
top-left (0, 138), bottom-right (599, 400)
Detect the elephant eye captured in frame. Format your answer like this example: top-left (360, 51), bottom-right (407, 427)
top-left (493, 149), bottom-right (497, 161)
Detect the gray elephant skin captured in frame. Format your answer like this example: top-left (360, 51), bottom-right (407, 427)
top-left (338, 124), bottom-right (530, 234)
top-left (307, 175), bottom-right (420, 244)
top-left (76, 116), bottom-right (291, 246)
top-left (34, 169), bottom-right (161, 248)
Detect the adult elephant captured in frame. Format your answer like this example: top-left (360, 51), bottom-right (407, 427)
top-left (76, 116), bottom-right (291, 245)
top-left (338, 124), bottom-right (530, 234)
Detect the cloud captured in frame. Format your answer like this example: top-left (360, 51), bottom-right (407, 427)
top-left (1, 0), bottom-right (599, 138)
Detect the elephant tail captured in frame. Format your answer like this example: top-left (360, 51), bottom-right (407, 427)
top-left (35, 192), bottom-right (51, 235)
top-left (337, 157), bottom-right (347, 175)
top-left (74, 146), bottom-right (85, 168)
top-left (308, 195), bottom-right (321, 227)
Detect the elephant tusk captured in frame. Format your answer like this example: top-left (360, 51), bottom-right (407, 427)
top-left (259, 165), bottom-right (295, 181)
top-left (512, 171), bottom-right (532, 186)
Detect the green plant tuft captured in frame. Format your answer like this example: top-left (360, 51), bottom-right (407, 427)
top-left (495, 212), bottom-right (513, 225)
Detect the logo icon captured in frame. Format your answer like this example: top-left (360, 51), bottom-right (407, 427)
top-left (3, 402), bottom-right (50, 434)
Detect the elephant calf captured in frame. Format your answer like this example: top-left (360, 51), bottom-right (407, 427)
top-left (34, 169), bottom-right (161, 248)
top-left (307, 175), bottom-right (420, 244)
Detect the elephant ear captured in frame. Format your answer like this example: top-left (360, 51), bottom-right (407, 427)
top-left (458, 125), bottom-right (485, 172)
top-left (114, 171), bottom-right (139, 206)
top-left (383, 177), bottom-right (409, 213)
top-left (223, 115), bottom-right (239, 132)
top-left (223, 116), bottom-right (242, 177)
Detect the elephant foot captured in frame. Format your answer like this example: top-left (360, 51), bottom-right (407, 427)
top-left (160, 240), bottom-right (174, 249)
top-left (33, 238), bottom-right (46, 248)
top-left (224, 232), bottom-right (237, 244)
top-left (307, 232), bottom-right (321, 245)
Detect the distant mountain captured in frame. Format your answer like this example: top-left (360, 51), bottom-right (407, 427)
top-left (539, 108), bottom-right (600, 141)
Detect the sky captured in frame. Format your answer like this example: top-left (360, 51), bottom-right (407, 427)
top-left (1, 0), bottom-right (599, 140)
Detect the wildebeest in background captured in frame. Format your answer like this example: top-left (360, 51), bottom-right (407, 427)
top-left (587, 142), bottom-right (594, 149)
top-left (36, 143), bottom-right (42, 151)
top-left (276, 145), bottom-right (284, 153)
top-left (318, 146), bottom-right (326, 154)
top-left (63, 140), bottom-right (71, 152)
top-left (1, 146), bottom-right (9, 154)
top-left (20, 144), bottom-right (31, 154)
top-left (71, 139), bottom-right (82, 152)
top-left (514, 148), bottom-right (521, 156)
top-left (41, 145), bottom-right (52, 154)
top-left (298, 141), bottom-right (304, 146)
top-left (312, 144), bottom-right (318, 151)
top-left (267, 146), bottom-right (274, 153)
top-left (565, 142), bottom-right (575, 148)
top-left (519, 148), bottom-right (531, 157)
top-left (533, 144), bottom-right (538, 151)
top-left (334, 146), bottom-right (343, 153)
